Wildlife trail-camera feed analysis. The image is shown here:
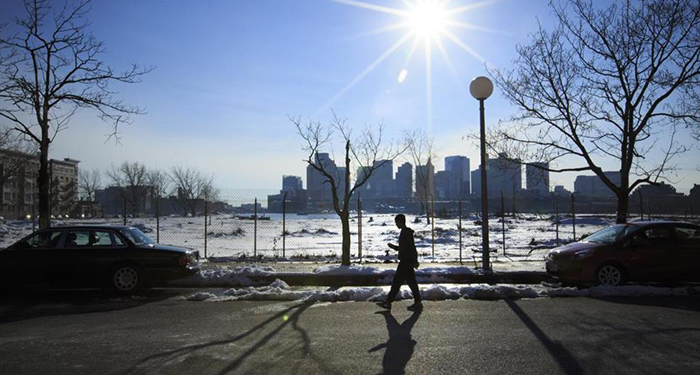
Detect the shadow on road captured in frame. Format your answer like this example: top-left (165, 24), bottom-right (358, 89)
top-left (0, 288), bottom-right (182, 324)
top-left (504, 299), bottom-right (584, 375)
top-left (124, 300), bottom-right (335, 375)
top-left (369, 309), bottom-right (422, 375)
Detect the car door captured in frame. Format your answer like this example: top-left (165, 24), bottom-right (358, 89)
top-left (671, 225), bottom-right (700, 281)
top-left (624, 225), bottom-right (675, 282)
top-left (0, 230), bottom-right (64, 285)
top-left (54, 229), bottom-right (122, 286)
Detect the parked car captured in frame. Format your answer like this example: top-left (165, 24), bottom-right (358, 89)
top-left (0, 225), bottom-right (200, 293)
top-left (546, 221), bottom-right (700, 286)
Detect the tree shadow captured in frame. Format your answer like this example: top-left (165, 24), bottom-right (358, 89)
top-left (369, 309), bottom-right (422, 375)
top-left (504, 299), bottom-right (584, 375)
top-left (124, 300), bottom-right (335, 375)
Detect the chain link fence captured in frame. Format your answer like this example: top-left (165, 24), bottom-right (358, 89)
top-left (2, 188), bottom-right (696, 265)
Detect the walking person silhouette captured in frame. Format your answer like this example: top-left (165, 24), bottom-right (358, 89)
top-left (378, 214), bottom-right (422, 310)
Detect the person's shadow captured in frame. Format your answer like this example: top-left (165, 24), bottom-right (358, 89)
top-left (369, 309), bottom-right (422, 375)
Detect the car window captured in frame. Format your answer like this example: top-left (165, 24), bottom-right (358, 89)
top-left (64, 230), bottom-right (115, 248)
top-left (119, 228), bottom-right (155, 245)
top-left (113, 233), bottom-right (126, 247)
top-left (674, 226), bottom-right (700, 241)
top-left (16, 230), bottom-right (63, 249)
top-left (644, 227), bottom-right (672, 241)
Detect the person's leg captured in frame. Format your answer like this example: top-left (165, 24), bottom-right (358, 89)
top-left (386, 263), bottom-right (408, 303)
top-left (406, 266), bottom-right (422, 304)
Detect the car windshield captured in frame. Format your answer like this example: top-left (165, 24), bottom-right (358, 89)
top-left (584, 224), bottom-right (636, 244)
top-left (119, 228), bottom-right (155, 246)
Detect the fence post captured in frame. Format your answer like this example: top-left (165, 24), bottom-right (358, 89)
top-left (501, 191), bottom-right (506, 255)
top-left (254, 197), bottom-right (258, 259)
top-left (204, 196), bottom-right (208, 259)
top-left (458, 199), bottom-right (462, 264)
top-left (555, 195), bottom-right (560, 247)
top-left (431, 198), bottom-right (435, 262)
top-left (571, 193), bottom-right (576, 241)
top-left (122, 199), bottom-right (127, 225)
top-left (156, 197), bottom-right (160, 243)
top-left (358, 193), bottom-right (362, 263)
top-left (282, 191), bottom-right (287, 259)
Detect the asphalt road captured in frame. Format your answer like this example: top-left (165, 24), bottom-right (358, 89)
top-left (1, 289), bottom-right (699, 375)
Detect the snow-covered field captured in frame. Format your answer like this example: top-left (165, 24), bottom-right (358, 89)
top-left (0, 213), bottom-right (612, 264)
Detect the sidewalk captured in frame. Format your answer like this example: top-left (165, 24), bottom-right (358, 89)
top-left (178, 259), bottom-right (551, 287)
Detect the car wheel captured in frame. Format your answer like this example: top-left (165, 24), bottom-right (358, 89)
top-left (596, 263), bottom-right (626, 286)
top-left (111, 264), bottom-right (144, 294)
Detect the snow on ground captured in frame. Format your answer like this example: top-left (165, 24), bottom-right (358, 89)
top-left (172, 265), bottom-right (276, 287)
top-left (0, 214), bottom-right (613, 264)
top-left (182, 279), bottom-right (700, 302)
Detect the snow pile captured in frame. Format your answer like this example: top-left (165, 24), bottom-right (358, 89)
top-left (175, 265), bottom-right (276, 287)
top-left (313, 265), bottom-right (393, 276)
top-left (185, 281), bottom-right (700, 302)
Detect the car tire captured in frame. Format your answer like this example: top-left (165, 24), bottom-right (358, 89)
top-left (110, 264), bottom-right (145, 294)
top-left (596, 263), bottom-right (626, 286)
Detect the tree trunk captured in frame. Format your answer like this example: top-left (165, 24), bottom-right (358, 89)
top-left (38, 138), bottom-right (50, 229)
top-left (616, 191), bottom-right (629, 224)
top-left (341, 211), bottom-right (351, 266)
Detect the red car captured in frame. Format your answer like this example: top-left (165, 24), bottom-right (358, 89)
top-left (546, 221), bottom-right (700, 286)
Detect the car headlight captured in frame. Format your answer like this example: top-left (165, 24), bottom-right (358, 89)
top-left (572, 249), bottom-right (595, 259)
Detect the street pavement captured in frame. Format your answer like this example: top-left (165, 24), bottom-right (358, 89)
top-left (1, 289), bottom-right (699, 374)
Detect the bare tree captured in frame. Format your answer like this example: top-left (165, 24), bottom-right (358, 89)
top-left (292, 113), bottom-right (403, 266)
top-left (169, 166), bottom-right (214, 217)
top-left (147, 168), bottom-right (170, 242)
top-left (489, 0), bottom-right (700, 223)
top-left (404, 129), bottom-right (436, 224)
top-left (0, 0), bottom-right (152, 229)
top-left (107, 161), bottom-right (147, 218)
top-left (78, 167), bottom-right (101, 201)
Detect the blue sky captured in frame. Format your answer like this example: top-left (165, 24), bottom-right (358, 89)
top-left (2, 0), bottom-right (699, 193)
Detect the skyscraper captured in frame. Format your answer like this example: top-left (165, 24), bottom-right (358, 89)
top-left (395, 162), bottom-right (412, 198)
top-left (526, 163), bottom-right (549, 196)
top-left (445, 155), bottom-right (470, 199)
top-left (415, 160), bottom-right (435, 201)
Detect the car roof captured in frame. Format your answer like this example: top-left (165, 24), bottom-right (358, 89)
top-left (623, 220), bottom-right (698, 227)
top-left (38, 225), bottom-right (135, 231)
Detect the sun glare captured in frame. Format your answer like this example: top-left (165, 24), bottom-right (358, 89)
top-left (407, 1), bottom-right (448, 39)
top-left (319, 0), bottom-right (499, 126)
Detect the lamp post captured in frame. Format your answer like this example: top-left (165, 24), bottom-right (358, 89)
top-left (470, 76), bottom-right (493, 270)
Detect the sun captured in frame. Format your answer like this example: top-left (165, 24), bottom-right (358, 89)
top-left (318, 0), bottom-right (499, 129)
top-left (407, 1), bottom-right (448, 39)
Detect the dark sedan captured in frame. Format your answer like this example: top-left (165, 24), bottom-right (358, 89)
top-left (546, 221), bottom-right (700, 286)
top-left (0, 225), bottom-right (200, 293)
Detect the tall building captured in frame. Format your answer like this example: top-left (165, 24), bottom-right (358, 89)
top-left (0, 149), bottom-right (79, 219)
top-left (526, 162), bottom-right (549, 196)
top-left (445, 155), bottom-right (470, 199)
top-left (362, 160), bottom-right (394, 198)
top-left (306, 152), bottom-right (338, 205)
top-left (415, 160), bottom-right (435, 201)
top-left (471, 167), bottom-right (482, 196)
top-left (395, 162), bottom-right (413, 198)
top-left (574, 172), bottom-right (620, 197)
top-left (434, 170), bottom-right (460, 200)
top-left (487, 154), bottom-right (521, 198)
top-left (282, 175), bottom-right (303, 192)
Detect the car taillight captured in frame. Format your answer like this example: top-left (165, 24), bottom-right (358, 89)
top-left (179, 255), bottom-right (190, 266)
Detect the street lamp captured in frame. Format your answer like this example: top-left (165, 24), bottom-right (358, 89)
top-left (470, 76), bottom-right (493, 270)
